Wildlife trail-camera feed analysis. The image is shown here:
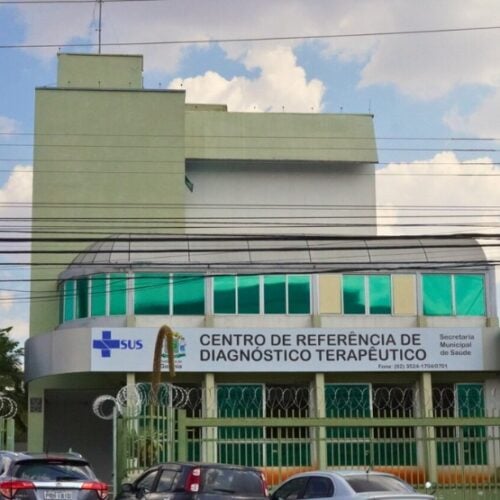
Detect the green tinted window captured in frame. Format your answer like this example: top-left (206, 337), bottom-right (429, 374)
top-left (238, 275), bottom-right (260, 314)
top-left (109, 273), bottom-right (127, 315)
top-left (325, 384), bottom-right (370, 466)
top-left (76, 278), bottom-right (88, 318)
top-left (288, 275), bottom-right (310, 314)
top-left (173, 274), bottom-right (205, 315)
top-left (343, 275), bottom-right (365, 314)
top-left (91, 274), bottom-right (106, 316)
top-left (458, 384), bottom-right (485, 418)
top-left (217, 384), bottom-right (263, 466)
top-left (264, 275), bottom-right (286, 314)
top-left (423, 274), bottom-right (452, 316)
top-left (214, 275), bottom-right (236, 314)
top-left (134, 273), bottom-right (169, 315)
top-left (369, 275), bottom-right (391, 314)
top-left (457, 384), bottom-right (487, 465)
top-left (455, 275), bottom-right (485, 316)
top-left (63, 280), bottom-right (75, 322)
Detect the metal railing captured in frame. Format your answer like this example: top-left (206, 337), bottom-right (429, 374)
top-left (108, 383), bottom-right (500, 499)
top-left (0, 418), bottom-right (15, 451)
top-left (115, 411), bottom-right (500, 499)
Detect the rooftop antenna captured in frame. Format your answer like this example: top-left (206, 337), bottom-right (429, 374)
top-left (97, 0), bottom-right (103, 54)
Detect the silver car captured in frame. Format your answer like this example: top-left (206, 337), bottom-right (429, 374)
top-left (0, 451), bottom-right (108, 500)
top-left (270, 470), bottom-right (435, 500)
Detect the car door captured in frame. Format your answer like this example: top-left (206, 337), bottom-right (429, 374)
top-left (301, 476), bottom-right (334, 500)
top-left (117, 468), bottom-right (160, 500)
top-left (141, 467), bottom-right (182, 500)
top-left (272, 477), bottom-right (309, 500)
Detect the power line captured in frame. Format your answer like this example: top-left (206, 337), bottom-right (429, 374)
top-left (0, 0), bottom-right (167, 3)
top-left (2, 212), bottom-right (500, 221)
top-left (2, 168), bottom-right (500, 177)
top-left (4, 242), bottom-right (500, 255)
top-left (2, 141), bottom-right (499, 152)
top-left (2, 220), bottom-right (500, 228)
top-left (1, 132), bottom-right (500, 141)
top-left (3, 201), bottom-right (500, 210)
top-left (1, 233), bottom-right (499, 242)
top-left (1, 160), bottom-right (500, 168)
top-left (1, 24), bottom-right (500, 50)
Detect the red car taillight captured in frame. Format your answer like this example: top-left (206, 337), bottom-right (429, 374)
top-left (185, 467), bottom-right (201, 492)
top-left (0, 480), bottom-right (35, 499)
top-left (260, 472), bottom-right (269, 496)
top-left (81, 482), bottom-right (109, 500)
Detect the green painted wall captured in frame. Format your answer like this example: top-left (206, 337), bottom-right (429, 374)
top-left (28, 54), bottom-right (379, 455)
top-left (57, 53), bottom-right (143, 89)
top-left (185, 108), bottom-right (377, 163)
top-left (30, 87), bottom-right (186, 335)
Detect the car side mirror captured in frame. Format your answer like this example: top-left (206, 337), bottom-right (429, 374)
top-left (120, 483), bottom-right (135, 494)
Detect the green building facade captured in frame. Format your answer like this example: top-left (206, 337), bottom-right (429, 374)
top-left (26, 54), bottom-right (499, 487)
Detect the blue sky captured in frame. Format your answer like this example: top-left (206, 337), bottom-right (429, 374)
top-left (1, 0), bottom-right (499, 341)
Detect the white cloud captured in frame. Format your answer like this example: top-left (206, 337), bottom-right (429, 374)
top-left (355, 2), bottom-right (500, 100)
top-left (0, 165), bottom-right (32, 212)
top-left (12, 0), bottom-right (500, 138)
top-left (444, 89), bottom-right (500, 137)
top-left (0, 116), bottom-right (19, 135)
top-left (358, 34), bottom-right (500, 100)
top-left (1, 317), bottom-right (29, 345)
top-left (15, 2), bottom-right (95, 61)
top-left (0, 291), bottom-right (14, 312)
top-left (14, 0), bottom-right (500, 96)
top-left (0, 165), bottom-right (32, 260)
top-left (376, 152), bottom-right (500, 235)
top-left (0, 167), bottom-right (32, 345)
top-left (169, 46), bottom-right (325, 112)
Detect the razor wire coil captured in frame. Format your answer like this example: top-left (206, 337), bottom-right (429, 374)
top-left (0, 396), bottom-right (17, 419)
top-left (94, 383), bottom-right (491, 419)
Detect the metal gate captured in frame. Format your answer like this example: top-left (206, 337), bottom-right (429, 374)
top-left (112, 384), bottom-right (500, 500)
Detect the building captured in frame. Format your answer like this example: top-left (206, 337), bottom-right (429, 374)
top-left (26, 54), bottom-right (499, 487)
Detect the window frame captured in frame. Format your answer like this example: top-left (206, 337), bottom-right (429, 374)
top-left (421, 272), bottom-right (486, 317)
top-left (212, 274), bottom-right (311, 315)
top-left (341, 274), bottom-right (393, 315)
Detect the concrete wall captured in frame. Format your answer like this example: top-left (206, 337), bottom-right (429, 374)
top-left (57, 54), bottom-right (143, 89)
top-left (28, 54), bottom-right (379, 457)
top-left (185, 161), bottom-right (377, 235)
top-left (31, 88), bottom-right (186, 336)
top-left (185, 109), bottom-right (377, 163)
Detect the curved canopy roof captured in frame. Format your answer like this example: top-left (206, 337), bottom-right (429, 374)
top-left (58, 234), bottom-right (490, 280)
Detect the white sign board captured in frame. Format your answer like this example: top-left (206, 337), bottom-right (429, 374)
top-left (91, 327), bottom-right (483, 372)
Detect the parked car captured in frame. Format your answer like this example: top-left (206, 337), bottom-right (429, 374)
top-left (270, 470), bottom-right (435, 500)
top-left (0, 451), bottom-right (108, 500)
top-left (115, 462), bottom-right (268, 500)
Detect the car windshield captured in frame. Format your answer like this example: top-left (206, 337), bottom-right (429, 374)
top-left (345, 475), bottom-right (413, 493)
top-left (13, 461), bottom-right (95, 481)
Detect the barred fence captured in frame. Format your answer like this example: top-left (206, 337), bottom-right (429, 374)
top-left (96, 384), bottom-right (500, 500)
top-left (0, 418), bottom-right (14, 451)
top-left (0, 396), bottom-right (17, 451)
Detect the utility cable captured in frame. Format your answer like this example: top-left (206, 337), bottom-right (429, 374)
top-left (2, 25), bottom-right (500, 50)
